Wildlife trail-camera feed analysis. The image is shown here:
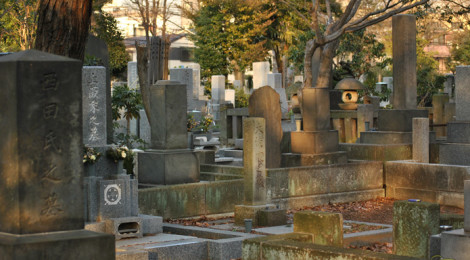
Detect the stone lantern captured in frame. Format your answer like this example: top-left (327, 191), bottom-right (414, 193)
top-left (335, 77), bottom-right (365, 110)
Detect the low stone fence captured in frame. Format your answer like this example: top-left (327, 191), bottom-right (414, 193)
top-left (385, 161), bottom-right (470, 208)
top-left (139, 161), bottom-right (384, 219)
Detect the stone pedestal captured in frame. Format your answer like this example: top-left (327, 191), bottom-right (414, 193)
top-left (0, 230), bottom-right (114, 260)
top-left (393, 200), bottom-right (440, 259)
top-left (432, 93), bottom-right (449, 137)
top-left (412, 118), bottom-right (429, 163)
top-left (137, 149), bottom-right (199, 185)
top-left (301, 88), bottom-right (330, 131)
top-left (234, 204), bottom-right (276, 226)
top-left (294, 211), bottom-right (343, 247)
top-left (290, 131), bottom-right (339, 154)
top-left (377, 109), bottom-right (428, 132)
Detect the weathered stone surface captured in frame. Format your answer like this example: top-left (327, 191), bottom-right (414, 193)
top-left (253, 61), bottom-right (270, 89)
top-left (377, 109), bottom-right (428, 132)
top-left (211, 75), bottom-right (225, 104)
top-left (0, 230), bottom-right (115, 260)
top-left (432, 93), bottom-right (449, 137)
top-left (0, 50), bottom-right (84, 234)
top-left (455, 66), bottom-right (470, 121)
top-left (127, 61), bottom-right (138, 89)
top-left (290, 131), bottom-right (339, 154)
top-left (170, 68), bottom-right (196, 110)
top-left (243, 118), bottom-right (267, 205)
top-left (340, 143), bottom-right (412, 161)
top-left (392, 14), bottom-right (417, 110)
top-left (357, 104), bottom-right (374, 137)
top-left (465, 180), bottom-right (470, 232)
top-left (441, 229), bottom-right (470, 260)
top-left (234, 204), bottom-right (276, 226)
top-left (85, 35), bottom-right (113, 144)
top-left (360, 131), bottom-right (412, 144)
top-left (258, 209), bottom-right (286, 227)
top-left (446, 121), bottom-right (470, 143)
top-left (301, 88), bottom-right (330, 131)
top-left (105, 217), bottom-right (142, 240)
top-left (267, 73), bottom-right (288, 114)
top-left (294, 211), bottom-right (343, 247)
top-left (149, 36), bottom-right (164, 85)
top-left (440, 143), bottom-right (470, 165)
top-left (149, 81), bottom-right (188, 149)
top-left (249, 86), bottom-right (283, 168)
top-left (82, 66), bottom-right (107, 146)
top-left (281, 151), bottom-right (347, 167)
top-left (413, 118), bottom-right (429, 163)
top-left (393, 200), bottom-right (440, 259)
top-left (137, 149), bottom-right (199, 185)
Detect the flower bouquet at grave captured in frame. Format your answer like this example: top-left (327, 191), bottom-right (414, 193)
top-left (196, 115), bottom-right (214, 133)
top-left (83, 147), bottom-right (101, 164)
top-left (106, 145), bottom-right (129, 162)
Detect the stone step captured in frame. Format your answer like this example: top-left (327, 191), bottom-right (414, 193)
top-left (222, 149), bottom-right (243, 158)
top-left (200, 172), bottom-right (243, 181)
top-left (200, 164), bottom-right (243, 175)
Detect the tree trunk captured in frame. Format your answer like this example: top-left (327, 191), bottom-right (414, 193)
top-left (35, 0), bottom-right (93, 61)
top-left (315, 41), bottom-right (339, 88)
top-left (136, 42), bottom-right (151, 120)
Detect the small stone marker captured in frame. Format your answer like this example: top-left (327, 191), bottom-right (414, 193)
top-left (455, 66), bottom-right (470, 121)
top-left (253, 61), bottom-right (270, 89)
top-left (392, 14), bottom-right (417, 110)
top-left (82, 66), bottom-right (107, 146)
top-left (412, 118), bottom-right (429, 163)
top-left (211, 75), bottom-right (225, 103)
top-left (393, 200), bottom-right (440, 258)
top-left (127, 61), bottom-right (138, 89)
top-left (267, 73), bottom-right (288, 114)
top-left (249, 86), bottom-right (283, 168)
top-left (294, 211), bottom-right (343, 247)
top-left (243, 117), bottom-right (267, 205)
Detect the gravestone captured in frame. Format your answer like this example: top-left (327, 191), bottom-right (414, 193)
top-left (234, 118), bottom-right (276, 226)
top-left (267, 73), bottom-right (289, 115)
top-left (455, 66), bottom-right (470, 121)
top-left (392, 15), bottom-right (416, 110)
top-left (432, 93), bottom-right (449, 137)
top-left (170, 67), bottom-right (205, 111)
top-left (249, 86), bottom-right (283, 168)
top-left (85, 35), bottom-right (113, 145)
top-left (82, 66), bottom-right (107, 146)
top-left (148, 36), bottom-right (164, 85)
top-left (253, 61), bottom-right (270, 89)
top-left (137, 81), bottom-right (199, 185)
top-left (225, 89), bottom-right (235, 106)
top-left (412, 118), bottom-right (429, 163)
top-left (443, 73), bottom-right (454, 102)
top-left (0, 49), bottom-right (114, 259)
top-left (127, 61), bottom-right (138, 89)
top-left (357, 104), bottom-right (374, 137)
top-left (211, 75), bottom-right (225, 120)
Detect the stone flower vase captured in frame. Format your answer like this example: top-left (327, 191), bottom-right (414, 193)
top-left (86, 163), bottom-right (96, 177)
top-left (117, 160), bottom-right (124, 175)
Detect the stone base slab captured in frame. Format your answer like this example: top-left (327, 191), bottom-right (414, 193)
top-left (377, 109), bottom-right (428, 132)
top-left (281, 151), bottom-right (347, 167)
top-left (0, 230), bottom-right (114, 260)
top-left (339, 143), bottom-right (412, 161)
top-left (447, 121), bottom-right (470, 143)
top-left (137, 149), bottom-right (200, 185)
top-left (439, 143), bottom-right (470, 165)
top-left (290, 130), bottom-right (339, 154)
top-left (258, 209), bottom-right (287, 227)
top-left (234, 204), bottom-right (276, 227)
top-left (441, 229), bottom-right (470, 260)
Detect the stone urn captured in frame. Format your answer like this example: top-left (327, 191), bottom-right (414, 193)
top-left (335, 77), bottom-right (365, 110)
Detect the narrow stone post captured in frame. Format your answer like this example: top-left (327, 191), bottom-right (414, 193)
top-left (412, 118), bottom-right (429, 163)
top-left (392, 14), bottom-right (417, 109)
top-left (455, 66), bottom-right (470, 121)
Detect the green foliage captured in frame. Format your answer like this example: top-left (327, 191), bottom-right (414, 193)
top-left (189, 0), bottom-right (272, 84)
top-left (416, 37), bottom-right (446, 107)
top-left (197, 115), bottom-right (215, 133)
top-left (287, 30), bottom-right (316, 74)
top-left (187, 114), bottom-right (198, 132)
top-left (0, 0), bottom-right (37, 52)
top-left (111, 84), bottom-right (143, 135)
top-left (449, 32), bottom-right (470, 73)
top-left (84, 54), bottom-right (104, 66)
top-left (91, 12), bottom-right (129, 78)
top-left (235, 88), bottom-right (249, 108)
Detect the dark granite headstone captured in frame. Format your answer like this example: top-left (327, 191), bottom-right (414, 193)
top-left (0, 50), bottom-right (84, 234)
top-left (248, 86), bottom-right (283, 168)
top-left (149, 36), bottom-right (164, 85)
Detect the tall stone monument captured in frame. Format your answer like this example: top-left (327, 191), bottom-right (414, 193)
top-left (253, 61), bottom-right (270, 90)
top-left (440, 66), bottom-right (470, 165)
top-left (170, 67), bottom-right (206, 111)
top-left (0, 50), bottom-right (114, 259)
top-left (234, 118), bottom-right (276, 226)
top-left (248, 86), bottom-right (283, 168)
top-left (211, 75), bottom-right (226, 120)
top-left (127, 61), bottom-right (138, 89)
top-left (83, 66), bottom-right (107, 146)
top-left (148, 36), bottom-right (165, 85)
top-left (137, 81), bottom-right (200, 184)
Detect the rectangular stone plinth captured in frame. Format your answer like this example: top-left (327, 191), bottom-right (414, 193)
top-left (0, 50), bottom-right (84, 234)
top-left (301, 88), bottom-right (331, 131)
top-left (0, 230), bottom-right (114, 260)
top-left (377, 109), bottom-right (428, 132)
top-left (258, 209), bottom-right (286, 227)
top-left (137, 149), bottom-right (199, 185)
top-left (293, 211), bottom-right (343, 247)
top-left (441, 229), bottom-right (470, 260)
top-left (290, 131), bottom-right (339, 154)
top-left (439, 143), bottom-right (470, 165)
top-left (447, 121), bottom-right (470, 143)
top-left (281, 151), bottom-right (347, 167)
top-left (234, 204), bottom-right (276, 227)
top-left (393, 200), bottom-right (440, 259)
